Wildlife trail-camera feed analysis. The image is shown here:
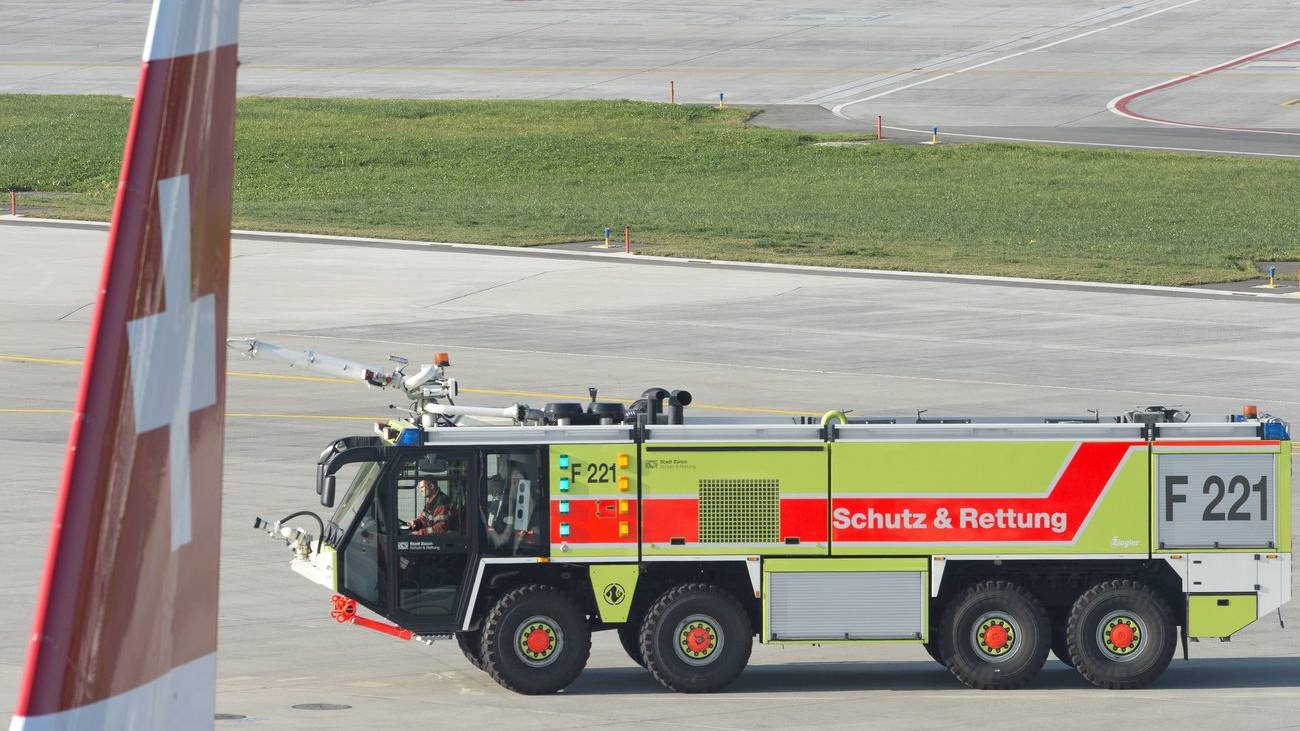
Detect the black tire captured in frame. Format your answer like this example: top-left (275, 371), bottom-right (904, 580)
top-left (618, 615), bottom-right (646, 667)
top-left (456, 629), bottom-right (485, 672)
top-left (1049, 610), bottom-right (1074, 668)
top-left (480, 584), bottom-right (591, 694)
top-left (922, 639), bottom-right (946, 667)
top-left (640, 583), bottom-right (753, 693)
top-left (1066, 579), bottom-right (1175, 689)
top-left (938, 579), bottom-right (1050, 690)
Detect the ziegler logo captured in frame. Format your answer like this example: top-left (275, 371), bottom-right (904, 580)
top-left (1111, 536), bottom-right (1139, 548)
top-left (603, 583), bottom-right (626, 605)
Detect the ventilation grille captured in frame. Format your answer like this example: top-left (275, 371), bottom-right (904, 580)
top-left (698, 479), bottom-right (779, 543)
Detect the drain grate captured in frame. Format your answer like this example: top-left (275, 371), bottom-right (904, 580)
top-left (214, 713), bottom-right (246, 721)
top-left (292, 703), bottom-right (352, 711)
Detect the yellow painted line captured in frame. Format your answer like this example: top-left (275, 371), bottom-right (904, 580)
top-left (0, 407), bottom-right (71, 415)
top-left (228, 412), bottom-right (376, 422)
top-left (2, 353), bottom-right (819, 416)
top-left (230, 370), bottom-right (353, 385)
top-left (0, 406), bottom-right (376, 422)
top-left (0, 354), bottom-right (81, 366)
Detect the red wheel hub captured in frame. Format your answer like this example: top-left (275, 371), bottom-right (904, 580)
top-left (526, 627), bottom-right (552, 654)
top-left (1109, 623), bottom-right (1134, 650)
top-left (687, 628), bottom-right (713, 654)
top-left (983, 625), bottom-right (1009, 650)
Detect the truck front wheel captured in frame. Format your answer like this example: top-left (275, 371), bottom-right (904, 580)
top-left (480, 584), bottom-right (591, 694)
top-left (640, 583), bottom-right (753, 693)
top-left (617, 614), bottom-right (646, 667)
top-left (1066, 579), bottom-right (1175, 689)
top-left (456, 630), bottom-right (485, 671)
top-left (939, 579), bottom-right (1050, 690)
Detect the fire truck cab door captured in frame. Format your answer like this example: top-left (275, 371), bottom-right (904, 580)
top-left (387, 448), bottom-right (479, 632)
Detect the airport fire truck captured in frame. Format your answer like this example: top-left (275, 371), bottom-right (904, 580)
top-left (239, 340), bottom-right (1293, 694)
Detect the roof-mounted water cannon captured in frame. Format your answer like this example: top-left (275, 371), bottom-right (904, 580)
top-left (228, 338), bottom-right (397, 387)
top-left (227, 338), bottom-right (531, 430)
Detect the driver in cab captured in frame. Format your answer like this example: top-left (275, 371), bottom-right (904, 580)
top-left (406, 478), bottom-right (460, 535)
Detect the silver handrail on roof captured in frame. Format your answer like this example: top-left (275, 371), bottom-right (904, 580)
top-left (1153, 422), bottom-right (1261, 440)
top-left (644, 424), bottom-right (824, 443)
top-left (423, 425), bottom-right (634, 445)
top-left (834, 422), bottom-right (1148, 441)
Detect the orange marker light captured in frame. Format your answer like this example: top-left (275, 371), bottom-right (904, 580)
top-left (617, 453), bottom-right (630, 469)
top-left (1243, 404), bottom-right (1258, 419)
top-left (618, 476), bottom-right (629, 492)
top-left (618, 500), bottom-right (629, 514)
top-left (618, 521), bottom-right (629, 538)
top-left (435, 352), bottom-right (451, 367)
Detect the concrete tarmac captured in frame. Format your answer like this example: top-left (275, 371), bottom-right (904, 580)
top-left (3, 0), bottom-right (1297, 156)
top-left (1, 221), bottom-right (1298, 729)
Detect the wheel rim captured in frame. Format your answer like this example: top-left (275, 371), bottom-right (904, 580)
top-left (1096, 610), bottom-right (1147, 662)
top-left (970, 612), bottom-right (1021, 663)
top-left (515, 615), bottom-right (563, 667)
top-left (674, 614), bottom-right (724, 666)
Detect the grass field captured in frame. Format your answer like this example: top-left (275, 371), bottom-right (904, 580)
top-left (2, 94), bottom-right (1298, 285)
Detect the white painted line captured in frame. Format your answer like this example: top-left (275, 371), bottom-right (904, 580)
top-left (827, 72), bottom-right (955, 111)
top-left (1106, 37), bottom-right (1300, 136)
top-left (831, 0), bottom-right (1209, 119)
top-left (881, 123), bottom-right (1300, 160)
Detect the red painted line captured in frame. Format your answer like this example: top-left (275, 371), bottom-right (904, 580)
top-left (1108, 38), bottom-right (1300, 136)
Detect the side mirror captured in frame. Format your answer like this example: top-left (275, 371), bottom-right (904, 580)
top-left (321, 475), bottom-right (336, 507)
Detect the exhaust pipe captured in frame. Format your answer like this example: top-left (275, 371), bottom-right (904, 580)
top-left (669, 389), bottom-right (693, 424)
top-left (641, 387), bottom-right (670, 424)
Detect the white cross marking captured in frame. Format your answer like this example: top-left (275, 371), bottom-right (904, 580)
top-left (126, 175), bottom-right (217, 551)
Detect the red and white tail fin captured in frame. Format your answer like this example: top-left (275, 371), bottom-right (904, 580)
top-left (11, 1), bottom-right (238, 728)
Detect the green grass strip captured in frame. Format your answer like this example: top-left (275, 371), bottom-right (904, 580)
top-left (2, 94), bottom-right (1297, 285)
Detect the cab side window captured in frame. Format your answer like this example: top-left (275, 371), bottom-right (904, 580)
top-left (480, 450), bottom-right (544, 556)
top-left (397, 453), bottom-right (469, 537)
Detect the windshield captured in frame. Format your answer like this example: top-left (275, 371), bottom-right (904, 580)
top-left (329, 460), bottom-right (383, 532)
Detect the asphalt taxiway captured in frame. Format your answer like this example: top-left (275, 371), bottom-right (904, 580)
top-left (3, 0), bottom-right (1296, 157)
top-left (1, 220), bottom-right (1297, 729)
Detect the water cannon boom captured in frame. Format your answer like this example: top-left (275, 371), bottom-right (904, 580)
top-left (228, 338), bottom-right (393, 387)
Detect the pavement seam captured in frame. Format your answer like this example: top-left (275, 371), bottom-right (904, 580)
top-left (4, 218), bottom-right (1294, 303)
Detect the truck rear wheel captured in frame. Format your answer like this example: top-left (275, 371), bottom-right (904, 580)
top-left (922, 639), bottom-right (946, 667)
top-left (456, 630), bottom-right (485, 671)
top-left (640, 583), bottom-right (752, 693)
top-left (480, 584), bottom-right (591, 695)
top-left (939, 579), bottom-right (1050, 690)
top-left (618, 614), bottom-right (646, 667)
top-left (1049, 610), bottom-right (1074, 668)
top-left (1066, 579), bottom-right (1175, 689)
